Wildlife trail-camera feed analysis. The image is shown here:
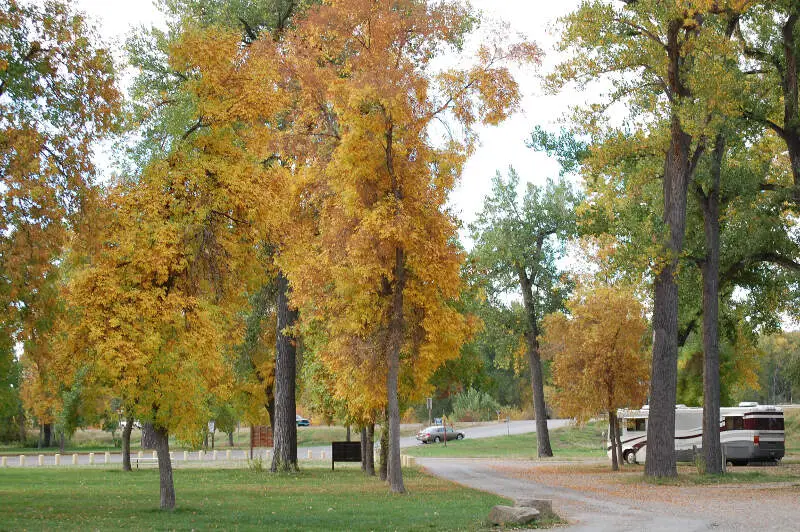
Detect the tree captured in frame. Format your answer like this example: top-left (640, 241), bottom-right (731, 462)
top-left (272, 0), bottom-right (538, 492)
top-left (552, 0), bottom-right (753, 477)
top-left (0, 0), bottom-right (120, 443)
top-left (740, 1), bottom-right (800, 203)
top-left (470, 170), bottom-right (579, 457)
top-left (541, 284), bottom-right (650, 471)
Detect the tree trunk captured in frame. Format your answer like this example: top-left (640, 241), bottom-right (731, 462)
top-left (203, 431), bottom-right (209, 451)
top-left (379, 413), bottom-right (389, 481)
top-left (646, 64), bottom-right (695, 477)
top-left (517, 267), bottom-right (552, 457)
top-left (228, 431), bottom-right (234, 447)
top-left (141, 423), bottom-right (158, 449)
top-left (122, 416), bottom-right (133, 472)
top-left (265, 381), bottom-right (275, 432)
top-left (360, 427), bottom-right (367, 471)
top-left (153, 425), bottom-right (175, 510)
top-left (701, 134), bottom-right (725, 475)
top-left (366, 423), bottom-right (375, 476)
top-left (59, 431), bottom-right (65, 453)
top-left (386, 247), bottom-right (406, 493)
top-left (346, 425), bottom-right (351, 442)
top-left (271, 270), bottom-right (298, 472)
top-left (42, 423), bottom-right (51, 448)
top-left (781, 13), bottom-right (800, 202)
top-left (609, 411), bottom-right (619, 471)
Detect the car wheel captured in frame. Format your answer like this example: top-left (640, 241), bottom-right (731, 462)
top-left (456, 433), bottom-right (464, 440)
top-left (623, 450), bottom-right (636, 465)
top-left (434, 436), bottom-right (441, 443)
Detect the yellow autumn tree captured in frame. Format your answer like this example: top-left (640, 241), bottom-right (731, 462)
top-left (272, 0), bottom-right (539, 493)
top-left (541, 284), bottom-right (650, 471)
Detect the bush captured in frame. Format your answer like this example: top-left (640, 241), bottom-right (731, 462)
top-left (451, 388), bottom-right (501, 422)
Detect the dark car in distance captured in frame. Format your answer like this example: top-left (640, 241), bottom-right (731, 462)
top-left (296, 414), bottom-right (310, 427)
top-left (416, 425), bottom-right (464, 443)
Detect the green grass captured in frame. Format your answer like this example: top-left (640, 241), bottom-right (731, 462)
top-left (0, 466), bottom-right (507, 531)
top-left (784, 409), bottom-right (800, 454)
top-left (404, 422), bottom-right (607, 459)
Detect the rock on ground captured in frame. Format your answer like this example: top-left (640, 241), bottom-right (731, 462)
top-left (489, 505), bottom-right (540, 525)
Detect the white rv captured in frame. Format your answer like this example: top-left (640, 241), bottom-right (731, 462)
top-left (611, 403), bottom-right (785, 465)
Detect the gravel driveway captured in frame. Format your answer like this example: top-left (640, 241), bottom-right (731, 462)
top-left (417, 457), bottom-right (800, 531)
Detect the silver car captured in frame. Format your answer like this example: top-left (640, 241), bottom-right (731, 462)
top-left (416, 425), bottom-right (464, 443)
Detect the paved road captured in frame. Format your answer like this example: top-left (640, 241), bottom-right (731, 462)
top-left (1, 420), bottom-right (568, 468)
top-left (417, 457), bottom-right (713, 532)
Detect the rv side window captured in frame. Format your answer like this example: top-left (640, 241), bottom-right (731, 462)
top-left (725, 416), bottom-right (743, 430)
top-left (625, 418), bottom-right (646, 432)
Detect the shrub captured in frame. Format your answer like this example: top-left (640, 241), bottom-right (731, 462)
top-left (451, 388), bottom-right (500, 422)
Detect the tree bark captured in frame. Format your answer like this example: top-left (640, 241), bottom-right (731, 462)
top-left (59, 431), bottom-right (65, 453)
top-left (516, 267), bottom-right (553, 457)
top-left (153, 425), bottom-right (175, 510)
top-left (271, 270), bottom-right (299, 472)
top-left (609, 411), bottom-right (619, 471)
top-left (346, 425), bottom-right (351, 442)
top-left (122, 415), bottom-right (133, 472)
top-left (646, 21), bottom-right (697, 475)
top-left (141, 423), bottom-right (158, 449)
top-left (379, 413), bottom-right (389, 481)
top-left (42, 423), bottom-right (51, 448)
top-left (366, 423), bottom-right (375, 476)
top-left (386, 246), bottom-right (406, 493)
top-left (228, 431), bottom-right (234, 447)
top-left (701, 134), bottom-right (725, 475)
top-left (360, 427), bottom-right (367, 471)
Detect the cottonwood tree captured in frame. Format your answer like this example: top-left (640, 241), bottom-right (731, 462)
top-left (552, 0), bottom-right (752, 477)
top-left (470, 170), bottom-right (579, 457)
top-left (126, 0), bottom-right (306, 473)
top-left (541, 284), bottom-right (650, 471)
top-left (0, 0), bottom-right (120, 442)
top-left (270, 0), bottom-right (539, 492)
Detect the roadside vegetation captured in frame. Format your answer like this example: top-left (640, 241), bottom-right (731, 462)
top-left (405, 422), bottom-right (607, 460)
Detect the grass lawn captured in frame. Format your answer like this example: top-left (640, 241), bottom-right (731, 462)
top-left (0, 466), bottom-right (506, 531)
top-left (404, 421), bottom-right (607, 459)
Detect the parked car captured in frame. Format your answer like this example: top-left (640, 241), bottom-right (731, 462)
top-left (296, 414), bottom-right (310, 427)
top-left (416, 425), bottom-right (464, 443)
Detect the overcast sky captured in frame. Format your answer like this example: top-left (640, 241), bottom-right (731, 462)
top-left (76, 0), bottom-right (585, 244)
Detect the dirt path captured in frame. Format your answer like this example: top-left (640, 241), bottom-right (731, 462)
top-left (417, 458), bottom-right (800, 531)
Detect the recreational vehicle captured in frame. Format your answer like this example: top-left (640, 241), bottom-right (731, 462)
top-left (610, 403), bottom-right (785, 465)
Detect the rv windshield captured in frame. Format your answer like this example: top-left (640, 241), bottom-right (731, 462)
top-left (625, 418), bottom-right (646, 432)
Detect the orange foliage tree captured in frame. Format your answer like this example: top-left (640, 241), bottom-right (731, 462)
top-left (274, 0), bottom-right (539, 493)
top-left (0, 0), bottom-right (120, 442)
top-left (541, 284), bottom-right (650, 471)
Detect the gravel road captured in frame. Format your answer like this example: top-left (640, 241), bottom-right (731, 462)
top-left (417, 458), bottom-right (800, 531)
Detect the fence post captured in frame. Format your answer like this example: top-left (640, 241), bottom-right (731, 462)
top-left (38, 455), bottom-right (44, 466)
top-left (184, 450), bottom-right (189, 461)
top-left (55, 454), bottom-right (61, 466)
top-left (72, 454), bottom-right (78, 465)
top-left (105, 452), bottom-right (110, 464)
top-left (19, 455), bottom-right (25, 466)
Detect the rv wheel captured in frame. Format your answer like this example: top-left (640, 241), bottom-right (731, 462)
top-left (623, 450), bottom-right (636, 465)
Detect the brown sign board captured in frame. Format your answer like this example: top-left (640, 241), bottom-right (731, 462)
top-left (250, 425), bottom-right (273, 448)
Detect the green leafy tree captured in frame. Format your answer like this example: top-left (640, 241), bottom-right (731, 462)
top-left (470, 169), bottom-right (579, 457)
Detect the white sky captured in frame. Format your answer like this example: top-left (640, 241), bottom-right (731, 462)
top-left (76, 0), bottom-right (585, 245)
